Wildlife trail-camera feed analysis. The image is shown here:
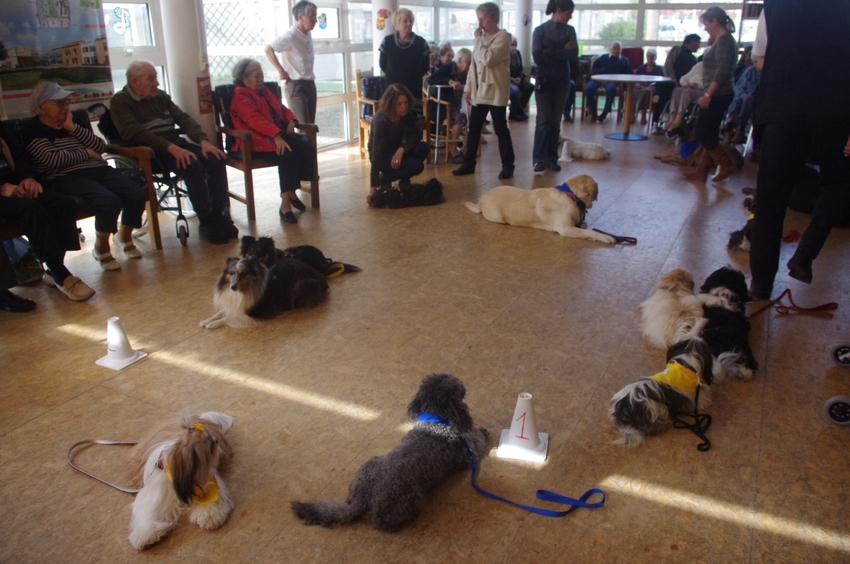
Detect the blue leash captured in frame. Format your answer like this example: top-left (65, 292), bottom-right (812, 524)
top-left (418, 412), bottom-right (606, 517)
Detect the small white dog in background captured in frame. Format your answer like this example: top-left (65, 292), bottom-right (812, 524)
top-left (464, 174), bottom-right (616, 243)
top-left (640, 268), bottom-right (705, 348)
top-left (558, 136), bottom-right (611, 161)
top-left (128, 411), bottom-right (235, 549)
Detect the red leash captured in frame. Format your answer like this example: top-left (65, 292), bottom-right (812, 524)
top-left (747, 288), bottom-right (838, 319)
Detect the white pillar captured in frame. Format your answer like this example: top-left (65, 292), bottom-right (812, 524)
top-left (160, 0), bottom-right (215, 140)
top-left (372, 0), bottom-right (398, 75)
top-left (515, 0), bottom-right (533, 75)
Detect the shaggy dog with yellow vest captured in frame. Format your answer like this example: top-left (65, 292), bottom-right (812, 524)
top-left (464, 175), bottom-right (617, 244)
top-left (610, 319), bottom-right (714, 447)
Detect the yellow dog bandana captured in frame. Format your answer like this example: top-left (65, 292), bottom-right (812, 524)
top-left (649, 361), bottom-right (700, 393)
top-left (161, 460), bottom-right (220, 504)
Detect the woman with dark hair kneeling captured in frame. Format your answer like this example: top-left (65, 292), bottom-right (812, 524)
top-left (367, 84), bottom-right (429, 206)
top-left (230, 58), bottom-right (315, 223)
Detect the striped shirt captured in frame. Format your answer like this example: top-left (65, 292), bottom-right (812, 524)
top-left (701, 33), bottom-right (737, 96)
top-left (23, 117), bottom-right (106, 181)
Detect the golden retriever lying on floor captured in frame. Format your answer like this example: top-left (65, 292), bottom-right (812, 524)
top-left (464, 174), bottom-right (616, 244)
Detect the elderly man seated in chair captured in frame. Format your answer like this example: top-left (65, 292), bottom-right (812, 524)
top-left (110, 61), bottom-right (235, 245)
top-left (584, 41), bottom-right (632, 123)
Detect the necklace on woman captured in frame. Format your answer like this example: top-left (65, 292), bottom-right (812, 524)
top-left (394, 33), bottom-right (414, 49)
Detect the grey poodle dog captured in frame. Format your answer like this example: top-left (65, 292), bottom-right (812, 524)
top-left (291, 373), bottom-right (489, 532)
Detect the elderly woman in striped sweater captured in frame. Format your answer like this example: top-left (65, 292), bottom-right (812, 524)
top-left (23, 82), bottom-right (146, 271)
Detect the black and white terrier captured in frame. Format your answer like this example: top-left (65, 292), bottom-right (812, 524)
top-left (698, 266), bottom-right (758, 381)
top-left (610, 321), bottom-right (714, 447)
top-left (128, 412), bottom-right (234, 549)
top-left (727, 195), bottom-right (756, 252)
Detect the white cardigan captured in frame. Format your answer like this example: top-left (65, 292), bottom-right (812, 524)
top-left (465, 29), bottom-right (512, 107)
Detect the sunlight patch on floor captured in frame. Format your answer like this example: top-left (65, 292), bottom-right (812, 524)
top-left (154, 350), bottom-right (382, 421)
top-left (601, 474), bottom-right (850, 552)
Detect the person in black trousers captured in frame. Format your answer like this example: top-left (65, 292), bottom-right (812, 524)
top-left (652, 34), bottom-right (700, 133)
top-left (367, 84), bottom-right (429, 205)
top-left (531, 0), bottom-right (576, 172)
top-left (0, 134), bottom-right (95, 304)
top-left (748, 0), bottom-right (850, 300)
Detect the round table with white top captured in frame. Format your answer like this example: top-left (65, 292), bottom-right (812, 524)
top-left (590, 73), bottom-right (673, 141)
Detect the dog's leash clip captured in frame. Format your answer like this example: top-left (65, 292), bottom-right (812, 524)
top-left (592, 228), bottom-right (637, 245)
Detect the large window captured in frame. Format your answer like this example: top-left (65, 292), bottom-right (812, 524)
top-left (103, 0), bottom-right (167, 91)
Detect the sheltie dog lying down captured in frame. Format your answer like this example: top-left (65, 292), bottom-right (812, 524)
top-left (199, 256), bottom-right (329, 329)
top-left (464, 175), bottom-right (616, 244)
top-left (240, 236), bottom-right (361, 278)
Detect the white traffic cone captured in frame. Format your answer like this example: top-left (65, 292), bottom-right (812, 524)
top-left (95, 316), bottom-right (147, 370)
top-left (558, 137), bottom-right (573, 163)
top-left (497, 392), bottom-right (548, 462)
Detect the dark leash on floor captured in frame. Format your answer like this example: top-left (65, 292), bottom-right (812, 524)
top-left (747, 288), bottom-right (838, 320)
top-left (592, 228), bottom-right (638, 245)
top-left (673, 385), bottom-right (712, 452)
top-left (461, 438), bottom-right (606, 517)
top-left (68, 439), bottom-right (140, 494)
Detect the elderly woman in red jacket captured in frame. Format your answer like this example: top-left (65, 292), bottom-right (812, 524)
top-left (230, 58), bottom-right (315, 223)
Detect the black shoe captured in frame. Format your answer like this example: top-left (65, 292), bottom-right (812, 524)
top-left (289, 194), bottom-right (306, 211)
top-left (598, 111), bottom-right (609, 122)
top-left (533, 162), bottom-right (546, 173)
top-left (498, 167), bottom-right (514, 180)
top-left (516, 112), bottom-right (529, 122)
top-left (547, 162), bottom-right (561, 172)
top-left (452, 163), bottom-right (475, 176)
top-left (0, 289), bottom-right (36, 312)
top-left (748, 281), bottom-right (772, 301)
top-left (563, 114), bottom-right (573, 123)
top-left (787, 257), bottom-right (813, 284)
top-left (198, 222), bottom-right (229, 244)
top-left (218, 216), bottom-right (239, 239)
top-left (279, 210), bottom-right (298, 224)
top-left (509, 112), bottom-right (520, 121)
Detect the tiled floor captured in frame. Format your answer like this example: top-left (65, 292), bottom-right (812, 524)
top-left (2, 112), bottom-right (849, 563)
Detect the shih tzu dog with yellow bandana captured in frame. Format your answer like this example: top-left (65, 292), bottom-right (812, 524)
top-left (610, 319), bottom-right (714, 447)
top-left (127, 412), bottom-right (234, 549)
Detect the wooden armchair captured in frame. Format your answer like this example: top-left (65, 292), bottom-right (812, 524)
top-left (213, 82), bottom-right (320, 221)
top-left (355, 69), bottom-right (381, 160)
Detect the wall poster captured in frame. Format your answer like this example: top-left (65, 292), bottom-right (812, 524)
top-left (0, 0), bottom-right (114, 119)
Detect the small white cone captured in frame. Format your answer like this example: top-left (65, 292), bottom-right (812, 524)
top-left (497, 392), bottom-right (548, 462)
top-left (558, 138), bottom-right (573, 163)
top-left (96, 316), bottom-right (147, 370)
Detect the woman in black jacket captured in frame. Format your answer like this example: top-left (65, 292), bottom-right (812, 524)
top-left (379, 9), bottom-right (431, 111)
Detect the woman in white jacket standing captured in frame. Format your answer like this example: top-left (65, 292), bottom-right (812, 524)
top-left (451, 2), bottom-right (515, 180)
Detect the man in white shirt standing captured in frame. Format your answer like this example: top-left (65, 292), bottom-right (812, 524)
top-left (264, 1), bottom-right (318, 124)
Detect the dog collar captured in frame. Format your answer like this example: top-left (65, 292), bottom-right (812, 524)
top-left (555, 182), bottom-right (587, 226)
top-left (415, 412), bottom-right (460, 438)
top-left (158, 454), bottom-right (220, 504)
top-left (650, 360), bottom-right (701, 393)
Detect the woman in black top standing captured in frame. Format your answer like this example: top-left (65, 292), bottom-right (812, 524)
top-left (686, 6), bottom-right (737, 182)
top-left (531, 0), bottom-right (576, 172)
top-left (379, 9), bottom-right (431, 111)
top-left (367, 84), bottom-right (429, 205)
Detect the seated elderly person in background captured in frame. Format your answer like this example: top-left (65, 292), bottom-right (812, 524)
top-left (508, 37), bottom-right (533, 122)
top-left (633, 48), bottom-right (665, 125)
top-left (653, 34), bottom-right (701, 133)
top-left (664, 61), bottom-right (705, 132)
top-left (584, 41), bottom-right (632, 122)
top-left (724, 63), bottom-right (761, 143)
top-left (367, 84), bottom-right (429, 205)
top-left (1, 130), bottom-right (95, 304)
top-left (229, 58), bottom-right (316, 224)
top-left (427, 46), bottom-right (471, 164)
top-left (379, 9), bottom-right (431, 111)
top-left (110, 61), bottom-right (234, 245)
top-left (23, 82), bottom-right (146, 272)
